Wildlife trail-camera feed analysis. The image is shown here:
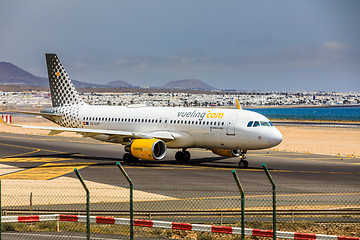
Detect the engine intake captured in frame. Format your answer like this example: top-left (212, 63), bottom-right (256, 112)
top-left (125, 139), bottom-right (167, 161)
top-left (211, 149), bottom-right (240, 158)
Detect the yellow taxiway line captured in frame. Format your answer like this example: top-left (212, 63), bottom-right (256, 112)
top-left (0, 163), bottom-right (94, 180)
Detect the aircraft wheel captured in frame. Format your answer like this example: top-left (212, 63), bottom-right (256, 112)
top-left (123, 153), bottom-right (139, 163)
top-left (238, 160), bottom-right (249, 168)
top-left (175, 151), bottom-right (190, 163)
top-left (184, 151), bottom-right (191, 161)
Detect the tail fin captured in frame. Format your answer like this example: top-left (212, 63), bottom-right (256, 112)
top-left (45, 54), bottom-right (84, 107)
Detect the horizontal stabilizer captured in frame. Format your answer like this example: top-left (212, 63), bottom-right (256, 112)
top-left (5, 111), bottom-right (62, 121)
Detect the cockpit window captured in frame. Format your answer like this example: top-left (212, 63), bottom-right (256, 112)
top-left (248, 120), bottom-right (273, 127)
top-left (253, 121), bottom-right (260, 127)
top-left (260, 121), bottom-right (270, 126)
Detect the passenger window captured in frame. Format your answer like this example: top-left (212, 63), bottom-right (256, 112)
top-left (247, 121), bottom-right (253, 127)
top-left (253, 121), bottom-right (260, 127)
top-left (192, 121), bottom-right (194, 124)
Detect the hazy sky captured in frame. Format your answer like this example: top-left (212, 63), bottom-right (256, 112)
top-left (1, 0), bottom-right (359, 92)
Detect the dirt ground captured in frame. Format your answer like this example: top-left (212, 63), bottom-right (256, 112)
top-left (275, 125), bottom-right (360, 158)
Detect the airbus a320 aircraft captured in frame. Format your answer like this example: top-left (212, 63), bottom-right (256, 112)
top-left (1, 54), bottom-right (282, 168)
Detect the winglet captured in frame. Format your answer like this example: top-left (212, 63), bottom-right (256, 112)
top-left (236, 99), bottom-right (242, 110)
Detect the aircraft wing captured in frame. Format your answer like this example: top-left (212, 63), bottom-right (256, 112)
top-left (0, 117), bottom-right (176, 142)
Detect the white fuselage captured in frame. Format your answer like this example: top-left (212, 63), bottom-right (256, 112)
top-left (57, 104), bottom-right (283, 151)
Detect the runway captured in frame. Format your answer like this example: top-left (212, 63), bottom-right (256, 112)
top-left (0, 131), bottom-right (359, 195)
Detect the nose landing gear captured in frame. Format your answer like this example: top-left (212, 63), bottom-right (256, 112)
top-left (238, 149), bottom-right (248, 168)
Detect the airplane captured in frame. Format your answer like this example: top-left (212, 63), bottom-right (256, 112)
top-left (0, 54), bottom-right (282, 168)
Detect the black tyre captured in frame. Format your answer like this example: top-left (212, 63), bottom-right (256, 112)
top-left (184, 151), bottom-right (191, 162)
top-left (176, 151), bottom-right (190, 163)
top-left (175, 151), bottom-right (185, 162)
top-left (238, 160), bottom-right (249, 168)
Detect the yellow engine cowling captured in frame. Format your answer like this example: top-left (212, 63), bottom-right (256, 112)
top-left (126, 139), bottom-right (167, 161)
top-left (211, 149), bottom-right (240, 158)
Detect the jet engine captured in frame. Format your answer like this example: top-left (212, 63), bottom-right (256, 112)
top-left (211, 149), bottom-right (240, 158)
top-left (125, 139), bottom-right (167, 161)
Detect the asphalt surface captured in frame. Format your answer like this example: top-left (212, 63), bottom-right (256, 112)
top-left (0, 132), bottom-right (359, 237)
top-left (0, 131), bottom-right (358, 198)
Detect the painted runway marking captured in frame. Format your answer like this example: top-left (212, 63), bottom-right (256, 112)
top-left (0, 142), bottom-right (88, 159)
top-left (0, 163), bottom-right (94, 180)
top-left (0, 142), bottom-right (65, 154)
top-left (0, 148), bottom-right (41, 159)
top-left (0, 157), bottom-right (70, 163)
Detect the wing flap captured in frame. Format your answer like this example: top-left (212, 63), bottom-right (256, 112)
top-left (1, 121), bottom-right (176, 141)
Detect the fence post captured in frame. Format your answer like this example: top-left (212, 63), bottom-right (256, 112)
top-left (0, 180), bottom-right (2, 240)
top-left (262, 163), bottom-right (276, 240)
top-left (116, 162), bottom-right (134, 240)
top-left (74, 168), bottom-right (90, 240)
top-left (232, 170), bottom-right (245, 240)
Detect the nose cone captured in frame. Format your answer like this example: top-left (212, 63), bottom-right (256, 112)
top-left (271, 128), bottom-right (283, 147)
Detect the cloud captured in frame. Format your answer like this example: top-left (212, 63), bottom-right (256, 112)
top-left (322, 41), bottom-right (350, 51)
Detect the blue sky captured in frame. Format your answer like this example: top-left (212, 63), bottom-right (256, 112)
top-left (1, 0), bottom-right (359, 91)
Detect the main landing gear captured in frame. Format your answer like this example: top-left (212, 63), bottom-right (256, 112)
top-left (175, 149), bottom-right (191, 163)
top-left (238, 150), bottom-right (248, 168)
top-left (123, 153), bottom-right (139, 163)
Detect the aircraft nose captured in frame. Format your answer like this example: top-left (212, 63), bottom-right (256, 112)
top-left (271, 128), bottom-right (283, 146)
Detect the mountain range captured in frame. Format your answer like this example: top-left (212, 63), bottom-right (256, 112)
top-left (0, 62), bottom-right (217, 90)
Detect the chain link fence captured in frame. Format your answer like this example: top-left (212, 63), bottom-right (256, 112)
top-left (1, 165), bottom-right (359, 239)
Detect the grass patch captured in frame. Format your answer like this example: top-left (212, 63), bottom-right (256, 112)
top-left (0, 221), bottom-right (359, 239)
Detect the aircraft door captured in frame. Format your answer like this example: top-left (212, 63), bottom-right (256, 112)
top-left (227, 113), bottom-right (238, 135)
